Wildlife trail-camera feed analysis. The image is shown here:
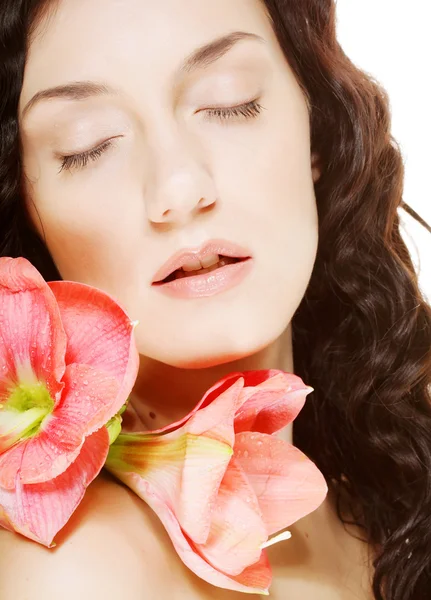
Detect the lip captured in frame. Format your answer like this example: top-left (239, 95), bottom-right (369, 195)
top-left (151, 239), bottom-right (252, 284)
top-left (151, 239), bottom-right (253, 299)
top-left (153, 257), bottom-right (253, 299)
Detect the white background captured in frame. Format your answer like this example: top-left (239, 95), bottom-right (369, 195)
top-left (336, 0), bottom-right (431, 301)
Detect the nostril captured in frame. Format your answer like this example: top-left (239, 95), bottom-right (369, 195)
top-left (197, 196), bottom-right (217, 212)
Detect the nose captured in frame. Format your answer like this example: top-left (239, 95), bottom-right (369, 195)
top-left (145, 140), bottom-right (218, 225)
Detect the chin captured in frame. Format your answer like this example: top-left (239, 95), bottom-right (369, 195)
top-left (137, 324), bottom-right (285, 370)
top-left (161, 347), bottom-right (258, 370)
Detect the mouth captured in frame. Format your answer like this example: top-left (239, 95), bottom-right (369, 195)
top-left (153, 254), bottom-right (250, 286)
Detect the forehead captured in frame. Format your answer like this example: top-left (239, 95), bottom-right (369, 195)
top-left (21, 0), bottom-right (275, 108)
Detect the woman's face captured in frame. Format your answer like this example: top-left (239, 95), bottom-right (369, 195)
top-left (19, 0), bottom-right (320, 368)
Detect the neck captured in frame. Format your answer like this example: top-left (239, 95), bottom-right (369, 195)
top-left (127, 323), bottom-right (293, 434)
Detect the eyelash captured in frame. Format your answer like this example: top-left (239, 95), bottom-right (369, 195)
top-left (58, 99), bottom-right (264, 174)
top-left (202, 98), bottom-right (264, 123)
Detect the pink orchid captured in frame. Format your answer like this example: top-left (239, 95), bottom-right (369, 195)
top-left (105, 370), bottom-right (328, 595)
top-left (0, 257), bottom-right (139, 547)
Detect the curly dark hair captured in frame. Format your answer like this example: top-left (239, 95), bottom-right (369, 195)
top-left (1, 1), bottom-right (431, 599)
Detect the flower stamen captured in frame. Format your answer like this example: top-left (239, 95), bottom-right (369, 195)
top-left (260, 530), bottom-right (292, 549)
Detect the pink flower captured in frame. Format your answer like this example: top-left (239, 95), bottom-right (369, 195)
top-left (0, 257), bottom-right (139, 547)
top-left (105, 370), bottom-right (328, 595)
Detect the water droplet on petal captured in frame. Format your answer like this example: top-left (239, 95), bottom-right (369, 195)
top-left (244, 450), bottom-right (249, 458)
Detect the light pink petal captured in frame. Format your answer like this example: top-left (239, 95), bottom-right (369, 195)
top-left (0, 363), bottom-right (120, 489)
top-left (234, 431), bottom-right (328, 535)
top-left (0, 257), bottom-right (67, 407)
top-left (106, 430), bottom-right (233, 545)
top-left (194, 457), bottom-right (267, 576)
top-left (176, 433), bottom-right (233, 545)
top-left (184, 377), bottom-right (245, 446)
top-left (48, 280), bottom-right (139, 402)
top-left (234, 371), bottom-right (313, 435)
top-left (0, 426), bottom-right (109, 547)
top-left (113, 379), bottom-right (245, 545)
top-left (174, 376), bottom-right (243, 543)
top-left (106, 468), bottom-right (272, 595)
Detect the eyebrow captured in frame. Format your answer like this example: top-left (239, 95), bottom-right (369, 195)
top-left (21, 30), bottom-right (265, 120)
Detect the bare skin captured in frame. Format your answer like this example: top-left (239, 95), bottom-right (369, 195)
top-left (0, 469), bottom-right (375, 600)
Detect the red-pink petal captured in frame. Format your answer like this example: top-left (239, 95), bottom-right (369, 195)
top-left (234, 431), bottom-right (328, 535)
top-left (229, 550), bottom-right (272, 593)
top-left (107, 469), bottom-right (272, 595)
top-left (135, 372), bottom-right (246, 436)
top-left (194, 457), bottom-right (267, 576)
top-left (234, 371), bottom-right (313, 434)
top-left (0, 257), bottom-right (67, 406)
top-left (0, 428), bottom-right (83, 491)
top-left (0, 363), bottom-right (120, 488)
top-left (142, 370), bottom-right (309, 438)
top-left (48, 280), bottom-right (139, 400)
top-left (0, 426), bottom-right (109, 547)
top-left (53, 363), bottom-right (123, 438)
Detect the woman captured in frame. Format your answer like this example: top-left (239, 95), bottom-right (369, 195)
top-left (0, 0), bottom-right (430, 599)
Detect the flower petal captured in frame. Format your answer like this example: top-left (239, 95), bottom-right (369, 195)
top-left (234, 431), bottom-right (328, 535)
top-left (111, 379), bottom-right (245, 545)
top-left (229, 550), bottom-right (271, 595)
top-left (0, 426), bottom-right (109, 547)
top-left (185, 377), bottom-right (245, 446)
top-left (234, 371), bottom-right (313, 435)
top-left (170, 376), bottom-right (245, 542)
top-left (53, 363), bottom-right (123, 438)
top-left (0, 257), bottom-right (67, 407)
top-left (0, 406), bottom-right (49, 454)
top-left (132, 372), bottom-right (247, 436)
top-left (48, 280), bottom-right (139, 401)
top-left (0, 363), bottom-right (120, 488)
top-left (106, 430), bottom-right (233, 545)
top-left (195, 457), bottom-right (267, 576)
top-left (174, 432), bottom-right (233, 545)
top-left (106, 468), bottom-right (271, 595)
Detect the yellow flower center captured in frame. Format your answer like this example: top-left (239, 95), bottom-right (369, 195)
top-left (4, 382), bottom-right (55, 439)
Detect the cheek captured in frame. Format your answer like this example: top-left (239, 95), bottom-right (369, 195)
top-left (23, 156), bottom-right (145, 284)
top-left (227, 104), bottom-right (318, 276)
top-left (220, 107), bottom-right (319, 340)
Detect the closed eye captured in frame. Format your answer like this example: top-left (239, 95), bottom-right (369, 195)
top-left (58, 137), bottom-right (120, 174)
top-left (201, 98), bottom-right (265, 123)
top-left (58, 99), bottom-right (265, 174)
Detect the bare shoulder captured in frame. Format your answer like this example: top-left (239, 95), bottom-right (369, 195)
top-left (0, 470), bottom-right (245, 600)
top-left (0, 470), bottom-right (166, 599)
